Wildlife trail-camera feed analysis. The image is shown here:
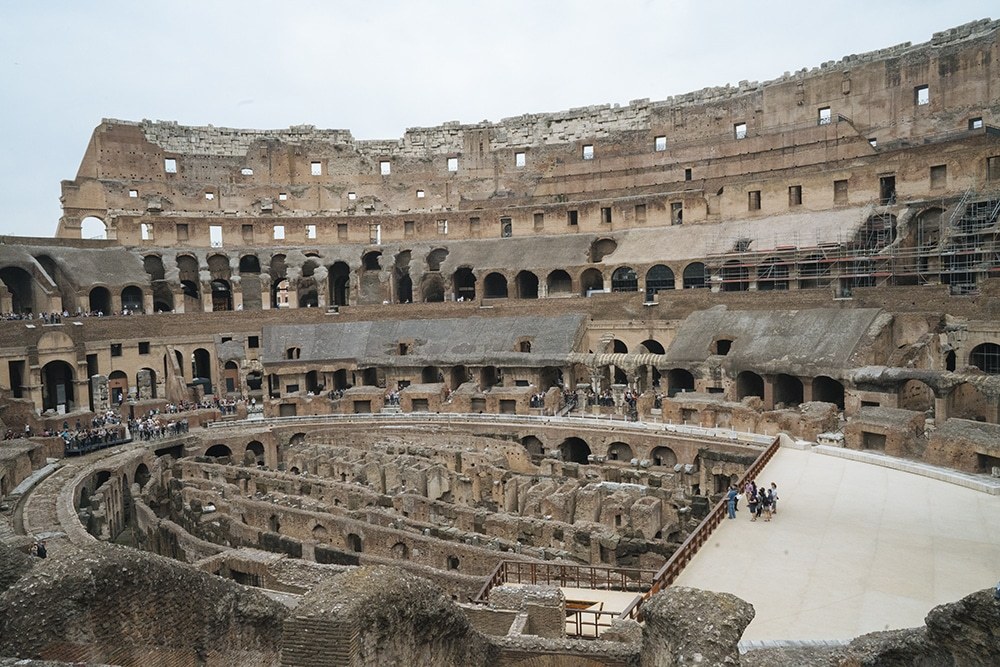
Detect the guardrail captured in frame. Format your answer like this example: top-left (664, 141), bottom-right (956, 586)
top-left (206, 411), bottom-right (774, 446)
top-left (566, 608), bottom-right (621, 639)
top-left (620, 435), bottom-right (781, 621)
top-left (475, 560), bottom-right (658, 603)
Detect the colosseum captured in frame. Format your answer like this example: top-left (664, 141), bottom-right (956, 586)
top-left (1, 17), bottom-right (1000, 667)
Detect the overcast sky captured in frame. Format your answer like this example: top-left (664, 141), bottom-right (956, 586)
top-left (0, 1), bottom-right (994, 238)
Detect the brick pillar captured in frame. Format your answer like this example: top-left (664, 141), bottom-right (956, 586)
top-left (91, 374), bottom-right (110, 412)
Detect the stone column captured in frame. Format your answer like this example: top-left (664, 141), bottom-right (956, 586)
top-left (136, 369), bottom-right (153, 400)
top-left (91, 374), bottom-right (110, 412)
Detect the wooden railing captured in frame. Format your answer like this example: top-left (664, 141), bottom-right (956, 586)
top-left (474, 560), bottom-right (658, 603)
top-left (565, 608), bottom-right (621, 639)
top-left (620, 435), bottom-right (781, 621)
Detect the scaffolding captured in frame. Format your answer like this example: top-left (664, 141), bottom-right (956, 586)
top-left (706, 190), bottom-right (1000, 297)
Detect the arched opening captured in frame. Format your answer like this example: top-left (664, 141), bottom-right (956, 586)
top-left (682, 262), bottom-right (708, 289)
top-left (298, 286), bottom-right (318, 308)
top-left (328, 261), bottom-right (350, 307)
top-left (757, 257), bottom-right (790, 291)
top-left (590, 238), bottom-right (618, 262)
top-left (81, 216), bottom-right (107, 239)
top-left (483, 272), bottom-right (509, 299)
top-left (362, 251), bottom-right (382, 271)
top-left (426, 248), bottom-right (449, 272)
top-left (773, 374), bottom-right (804, 407)
top-left (607, 442), bottom-right (634, 461)
top-left (449, 365), bottom-right (468, 389)
top-left (546, 269), bottom-right (572, 296)
top-left (721, 260), bottom-right (749, 292)
top-left (220, 360), bottom-right (239, 394)
top-left (108, 370), bottom-right (129, 404)
top-left (391, 542), bottom-right (409, 559)
top-left (515, 271), bottom-right (538, 298)
top-left (397, 274), bottom-right (413, 303)
top-left (640, 339), bottom-right (665, 355)
top-left (539, 366), bottom-right (562, 391)
top-left (205, 444), bottom-right (232, 459)
top-left (651, 446), bottom-right (677, 467)
top-left (0, 267), bottom-right (37, 314)
top-left (312, 525), bottom-right (328, 541)
top-left (270, 255), bottom-right (288, 308)
top-left (134, 463), bottom-right (151, 489)
top-left (89, 286), bottom-right (111, 314)
top-left (192, 348), bottom-right (212, 394)
top-left (611, 266), bottom-right (638, 292)
top-left (121, 286), bottom-right (143, 313)
top-left (899, 379), bottom-right (935, 413)
top-left (305, 370), bottom-right (322, 394)
top-left (559, 437), bottom-right (591, 464)
top-left (521, 435), bottom-right (544, 463)
top-left (447, 555), bottom-right (460, 570)
top-left (210, 279), bottom-right (232, 311)
top-left (269, 515), bottom-right (281, 533)
top-left (736, 371), bottom-right (765, 400)
top-left (453, 267), bottom-right (476, 301)
top-left (421, 366), bottom-right (442, 384)
top-left (969, 343), bottom-right (1000, 374)
top-left (667, 368), bottom-right (694, 396)
top-left (645, 265), bottom-right (675, 300)
top-left (139, 367), bottom-right (157, 398)
top-left (346, 533), bottom-right (363, 553)
top-left (246, 440), bottom-right (265, 465)
top-left (41, 360), bottom-right (75, 412)
top-left (420, 273), bottom-right (445, 302)
top-left (812, 376), bottom-right (845, 410)
top-left (239, 255), bottom-right (261, 273)
top-left (946, 350), bottom-right (957, 372)
top-left (949, 382), bottom-right (992, 422)
top-left (580, 268), bottom-right (604, 296)
top-left (480, 366), bottom-right (499, 389)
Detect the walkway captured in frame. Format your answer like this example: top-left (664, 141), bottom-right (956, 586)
top-left (672, 445), bottom-right (1000, 641)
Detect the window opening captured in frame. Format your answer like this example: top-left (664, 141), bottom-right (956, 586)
top-left (818, 107), bottom-right (831, 125)
top-left (273, 225), bottom-right (285, 240)
top-left (380, 160), bottom-right (391, 175)
top-left (515, 152), bottom-right (526, 167)
top-left (310, 161), bottom-right (322, 176)
top-left (734, 122), bottom-right (747, 139)
top-left (789, 185), bottom-right (802, 206)
top-left (582, 144), bottom-right (594, 160)
top-left (654, 136), bottom-right (667, 151)
top-left (915, 85), bottom-right (929, 106)
top-left (447, 157), bottom-right (458, 172)
top-left (164, 158), bottom-right (177, 173)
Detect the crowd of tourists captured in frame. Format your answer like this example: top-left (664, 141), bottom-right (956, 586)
top-left (0, 307), bottom-right (145, 323)
top-left (726, 481), bottom-right (779, 521)
top-left (529, 392), bottom-right (547, 408)
top-left (61, 410), bottom-right (129, 454)
top-left (128, 413), bottom-right (190, 440)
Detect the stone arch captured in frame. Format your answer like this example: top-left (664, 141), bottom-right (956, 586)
top-left (645, 264), bottom-right (675, 300)
top-left (192, 348), bottom-right (212, 392)
top-left (899, 379), bottom-right (935, 412)
top-left (89, 286), bottom-right (111, 314)
top-left (41, 359), bottom-right (75, 412)
top-left (246, 440), bottom-right (265, 465)
top-left (328, 261), bottom-right (351, 307)
top-left (0, 266), bottom-right (37, 314)
top-left (346, 533), bottom-right (363, 553)
top-left (120, 285), bottom-right (143, 312)
top-left (580, 268), bottom-right (604, 296)
top-left (590, 238), bottom-right (618, 262)
top-left (139, 367), bottom-right (157, 398)
top-left (651, 446), bottom-right (677, 467)
top-left (108, 370), bottom-right (129, 404)
top-left (134, 463), bottom-right (151, 489)
top-left (312, 524), bottom-right (328, 540)
top-left (773, 374), bottom-right (803, 407)
top-left (207, 253), bottom-right (231, 280)
top-left (420, 273), bottom-right (445, 302)
top-left (607, 442), bottom-right (634, 461)
top-left (559, 437), bottom-right (591, 464)
top-left (426, 247), bottom-right (449, 272)
top-left (211, 279), bottom-right (232, 311)
top-left (362, 251), bottom-right (382, 271)
top-left (812, 376), bottom-right (845, 409)
top-left (520, 435), bottom-right (544, 462)
top-left (270, 254), bottom-right (288, 308)
top-left (639, 339), bottom-right (665, 355)
top-left (515, 271), bottom-right (538, 298)
top-left (969, 343), bottom-right (1000, 374)
top-left (682, 262), bottom-right (708, 288)
top-left (239, 254), bottom-right (261, 273)
top-left (80, 216), bottom-right (107, 239)
top-left (483, 272), bottom-right (508, 299)
top-left (391, 542), bottom-right (409, 559)
top-left (205, 444), bottom-right (232, 458)
top-left (546, 269), bottom-right (572, 295)
top-left (453, 267), bottom-right (476, 301)
top-left (289, 432), bottom-right (306, 446)
top-left (610, 266), bottom-right (638, 292)
top-left (666, 368), bottom-right (694, 396)
top-left (736, 371), bottom-right (764, 400)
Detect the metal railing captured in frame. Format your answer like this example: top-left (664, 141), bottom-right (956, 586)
top-left (475, 560), bottom-right (659, 603)
top-left (565, 608), bottom-right (621, 639)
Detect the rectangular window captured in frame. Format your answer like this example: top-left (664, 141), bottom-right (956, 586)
top-left (915, 85), bottom-right (929, 106)
top-left (278, 192), bottom-right (288, 201)
top-left (164, 158), bottom-right (177, 173)
top-left (404, 220), bottom-right (415, 236)
top-left (789, 185), bottom-right (802, 206)
top-left (380, 160), bottom-right (391, 175)
top-left (469, 216), bottom-right (480, 235)
top-left (369, 223), bottom-right (381, 245)
top-left (447, 157), bottom-right (458, 172)
top-left (273, 225), bottom-right (285, 240)
top-left (868, 138), bottom-right (878, 148)
top-left (111, 343), bottom-right (122, 357)
top-left (205, 192), bottom-right (215, 200)
top-left (671, 202), bottom-right (683, 225)
top-left (306, 224), bottom-right (317, 239)
top-left (930, 165), bottom-right (947, 190)
top-left (176, 223), bottom-right (188, 241)
top-left (248, 336), bottom-right (259, 349)
top-left (601, 207), bottom-right (612, 224)
top-left (416, 189), bottom-right (425, 198)
top-left (582, 144), bottom-right (594, 160)
top-left (818, 107), bottom-right (832, 125)
top-left (879, 175), bottom-right (896, 205)
top-left (437, 219), bottom-right (448, 234)
top-left (141, 223), bottom-right (152, 241)
top-left (734, 122), bottom-right (747, 139)
top-left (533, 212), bottom-right (544, 230)
top-left (209, 225), bottom-right (223, 248)
top-left (242, 224), bottom-right (253, 243)
top-left (347, 191), bottom-right (357, 201)
top-left (515, 151), bottom-right (526, 167)
top-left (834, 179), bottom-right (849, 205)
top-left (500, 217), bottom-right (512, 238)
top-left (129, 189), bottom-right (138, 198)
top-left (240, 167), bottom-right (253, 176)
top-left (748, 191), bottom-right (761, 211)
top-left (684, 167), bottom-right (692, 181)
top-left (969, 117), bottom-right (984, 130)
top-left (987, 156), bottom-right (1000, 181)
top-left (310, 161), bottom-right (322, 175)
top-left (635, 203), bottom-right (646, 223)
top-left (654, 135), bottom-right (667, 151)
top-left (138, 341), bottom-right (150, 355)
top-left (337, 223), bottom-right (348, 240)
top-left (567, 210), bottom-right (578, 226)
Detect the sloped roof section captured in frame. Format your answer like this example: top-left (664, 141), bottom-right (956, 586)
top-left (263, 314), bottom-right (587, 365)
top-left (0, 243), bottom-right (148, 286)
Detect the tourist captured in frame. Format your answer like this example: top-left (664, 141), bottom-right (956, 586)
top-left (748, 487), bottom-right (759, 521)
top-left (760, 487), bottom-right (772, 522)
top-left (770, 482), bottom-right (779, 514)
top-left (35, 540), bottom-right (47, 559)
top-left (726, 485), bottom-right (738, 519)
